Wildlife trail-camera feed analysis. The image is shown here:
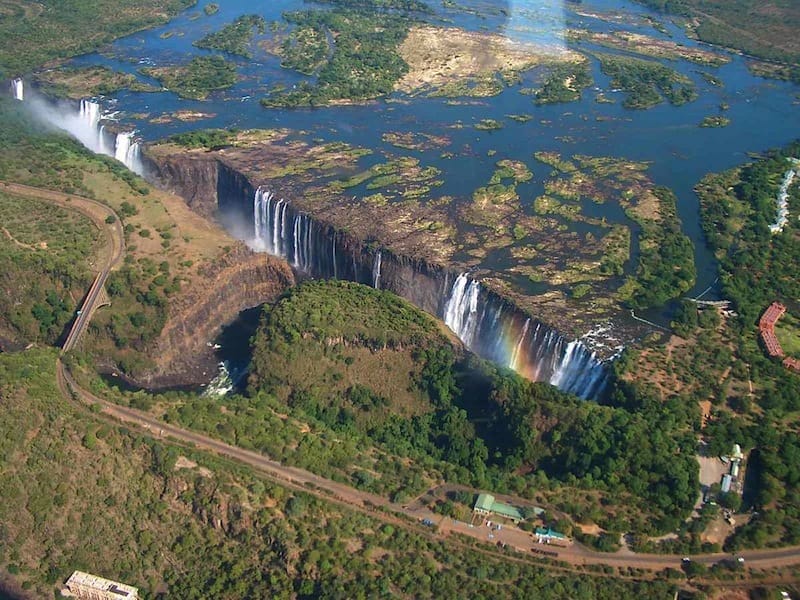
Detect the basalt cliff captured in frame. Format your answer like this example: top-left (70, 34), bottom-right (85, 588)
top-left (143, 139), bottom-right (614, 399)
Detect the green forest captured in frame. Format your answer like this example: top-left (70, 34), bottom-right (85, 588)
top-left (159, 280), bottom-right (703, 537)
top-left (626, 187), bottom-right (697, 308)
top-left (0, 349), bottom-right (685, 599)
top-left (0, 0), bottom-right (195, 77)
top-left (0, 192), bottom-right (97, 344)
top-left (634, 0), bottom-right (800, 65)
top-left (695, 142), bottom-right (800, 548)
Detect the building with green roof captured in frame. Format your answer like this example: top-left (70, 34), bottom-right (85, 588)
top-left (535, 527), bottom-right (568, 543)
top-left (473, 493), bottom-right (524, 523)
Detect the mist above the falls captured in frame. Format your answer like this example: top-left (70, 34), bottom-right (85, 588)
top-left (14, 85), bottom-right (144, 175)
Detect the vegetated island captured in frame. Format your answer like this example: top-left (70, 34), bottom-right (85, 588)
top-left (699, 116), bottom-right (730, 128)
top-left (595, 53), bottom-right (698, 109)
top-left (568, 28), bottom-right (729, 67)
top-left (142, 55), bottom-right (238, 100)
top-left (194, 14), bottom-right (266, 58)
top-left (261, 0), bottom-right (585, 107)
top-left (395, 25), bottom-right (586, 99)
top-left (524, 61), bottom-right (593, 105)
top-left (32, 66), bottom-right (159, 99)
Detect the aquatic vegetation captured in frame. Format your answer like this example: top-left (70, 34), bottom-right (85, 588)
top-left (381, 131), bottom-right (450, 151)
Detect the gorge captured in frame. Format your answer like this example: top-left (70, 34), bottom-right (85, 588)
top-left (249, 185), bottom-right (608, 398)
top-left (154, 149), bottom-right (611, 399)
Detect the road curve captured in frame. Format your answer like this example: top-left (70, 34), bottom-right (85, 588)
top-left (16, 180), bottom-right (800, 578)
top-left (0, 181), bottom-right (125, 351)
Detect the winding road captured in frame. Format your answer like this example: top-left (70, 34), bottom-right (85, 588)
top-left (11, 180), bottom-right (799, 581)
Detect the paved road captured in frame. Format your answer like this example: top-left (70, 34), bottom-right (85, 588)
top-left (0, 181), bottom-right (125, 351)
top-left (20, 180), bottom-right (799, 580)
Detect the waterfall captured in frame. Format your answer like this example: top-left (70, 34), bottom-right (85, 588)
top-left (442, 273), bottom-right (608, 399)
top-left (253, 186), bottom-right (313, 271)
top-left (80, 99), bottom-right (101, 130)
top-left (19, 93), bottom-right (144, 175)
top-left (11, 78), bottom-right (23, 101)
top-left (247, 188), bottom-right (609, 399)
top-left (373, 250), bottom-right (382, 289)
top-left (113, 131), bottom-right (143, 173)
top-left (114, 130), bottom-right (132, 163)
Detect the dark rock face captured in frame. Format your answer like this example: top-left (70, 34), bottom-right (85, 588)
top-left (145, 149), bottom-right (610, 399)
top-left (134, 243), bottom-right (295, 389)
top-left (142, 151), bottom-right (220, 218)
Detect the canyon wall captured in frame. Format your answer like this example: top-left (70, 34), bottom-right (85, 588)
top-left (139, 245), bottom-right (295, 388)
top-left (145, 150), bottom-right (609, 399)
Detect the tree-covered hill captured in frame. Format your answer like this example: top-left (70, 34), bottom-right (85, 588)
top-left (239, 280), bottom-right (699, 536)
top-left (0, 350), bottom-right (684, 599)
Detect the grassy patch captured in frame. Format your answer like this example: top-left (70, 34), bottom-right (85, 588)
top-left (775, 312), bottom-right (800, 357)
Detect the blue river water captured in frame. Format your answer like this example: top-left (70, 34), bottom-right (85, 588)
top-left (58, 0), bottom-right (798, 308)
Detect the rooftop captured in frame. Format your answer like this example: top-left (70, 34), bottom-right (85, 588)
top-left (66, 571), bottom-right (138, 597)
top-left (535, 527), bottom-right (567, 539)
top-left (473, 493), bottom-right (525, 521)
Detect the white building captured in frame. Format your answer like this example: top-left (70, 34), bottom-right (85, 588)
top-left (62, 571), bottom-right (138, 600)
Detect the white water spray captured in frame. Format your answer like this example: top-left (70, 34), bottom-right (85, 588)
top-left (11, 78), bottom-right (23, 101)
top-left (19, 93), bottom-right (144, 174)
top-left (373, 250), bottom-right (382, 289)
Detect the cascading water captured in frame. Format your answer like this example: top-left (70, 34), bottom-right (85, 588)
top-left (11, 78), bottom-right (23, 101)
top-left (249, 188), bottom-right (609, 399)
top-left (19, 92), bottom-right (144, 175)
top-left (443, 273), bottom-right (608, 399)
top-left (253, 187), bottom-right (314, 271)
top-left (373, 250), bottom-right (382, 289)
top-left (114, 131), bottom-right (143, 174)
